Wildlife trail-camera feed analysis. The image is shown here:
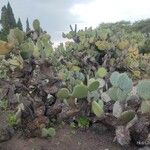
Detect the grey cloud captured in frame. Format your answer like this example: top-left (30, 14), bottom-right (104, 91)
top-left (0, 0), bottom-right (91, 43)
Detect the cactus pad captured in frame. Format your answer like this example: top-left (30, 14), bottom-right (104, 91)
top-left (92, 100), bottom-right (103, 118)
top-left (137, 80), bottom-right (150, 100)
top-left (72, 84), bottom-right (88, 99)
top-left (57, 88), bottom-right (70, 99)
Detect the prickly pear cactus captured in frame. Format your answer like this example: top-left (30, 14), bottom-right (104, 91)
top-left (110, 72), bottom-right (132, 92)
top-left (8, 55), bottom-right (24, 70)
top-left (0, 41), bottom-right (14, 55)
top-left (95, 40), bottom-right (111, 51)
top-left (117, 73), bottom-right (132, 93)
top-left (139, 54), bottom-right (150, 77)
top-left (109, 72), bottom-right (132, 101)
top-left (36, 33), bottom-right (53, 58)
top-left (108, 87), bottom-right (128, 101)
top-left (57, 88), bottom-right (70, 99)
top-left (92, 100), bottom-right (103, 118)
top-left (108, 87), bottom-right (118, 101)
top-left (118, 110), bottom-right (135, 125)
top-left (96, 67), bottom-right (107, 78)
top-left (20, 42), bottom-right (34, 59)
top-left (7, 28), bottom-right (24, 45)
top-left (137, 80), bottom-right (150, 100)
top-left (33, 19), bottom-right (41, 32)
top-left (33, 45), bottom-right (40, 58)
top-left (88, 78), bottom-right (100, 92)
top-left (125, 46), bottom-right (139, 68)
top-left (72, 84), bottom-right (88, 99)
top-left (110, 72), bottom-right (120, 87)
top-left (117, 40), bottom-right (129, 50)
top-left (140, 100), bottom-right (150, 113)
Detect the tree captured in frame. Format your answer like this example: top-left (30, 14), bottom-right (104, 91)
top-left (7, 2), bottom-right (16, 29)
top-left (26, 18), bottom-right (30, 32)
top-left (0, 2), bottom-right (17, 41)
top-left (17, 18), bottom-right (23, 30)
top-left (1, 6), bottom-right (9, 30)
top-left (0, 6), bottom-right (9, 40)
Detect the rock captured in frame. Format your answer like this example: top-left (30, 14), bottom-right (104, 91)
top-left (24, 115), bottom-right (49, 137)
top-left (104, 101), bottom-right (115, 113)
top-left (0, 126), bottom-right (14, 143)
top-left (138, 147), bottom-right (150, 150)
top-left (115, 126), bottom-right (131, 146)
top-left (127, 95), bottom-right (141, 111)
top-left (91, 123), bottom-right (108, 134)
top-left (130, 116), bottom-right (149, 146)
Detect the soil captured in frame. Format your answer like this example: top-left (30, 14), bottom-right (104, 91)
top-left (0, 126), bottom-right (138, 150)
top-left (0, 111), bottom-right (140, 150)
top-left (0, 109), bottom-right (142, 150)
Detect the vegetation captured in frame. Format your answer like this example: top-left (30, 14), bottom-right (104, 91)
top-left (0, 2), bottom-right (26, 40)
top-left (0, 2), bottom-right (150, 148)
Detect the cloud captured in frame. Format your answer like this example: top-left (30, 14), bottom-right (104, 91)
top-left (0, 0), bottom-right (91, 43)
top-left (70, 0), bottom-right (150, 27)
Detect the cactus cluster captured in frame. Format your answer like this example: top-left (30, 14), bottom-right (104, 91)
top-left (57, 80), bottom-right (100, 100)
top-left (0, 18), bottom-right (150, 148)
top-left (108, 72), bottom-right (133, 101)
top-left (1, 19), bottom-right (53, 60)
top-left (60, 22), bottom-right (150, 79)
top-left (137, 80), bottom-right (150, 100)
top-left (7, 28), bottom-right (24, 45)
top-left (139, 53), bottom-right (150, 77)
top-left (91, 100), bottom-right (104, 117)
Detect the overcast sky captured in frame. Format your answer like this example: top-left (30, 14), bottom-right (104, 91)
top-left (0, 0), bottom-right (150, 45)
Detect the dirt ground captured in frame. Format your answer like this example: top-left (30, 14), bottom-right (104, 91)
top-left (0, 124), bottom-right (139, 150)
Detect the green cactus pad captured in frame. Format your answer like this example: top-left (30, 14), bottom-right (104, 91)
top-left (20, 42), bottom-right (33, 59)
top-left (33, 19), bottom-right (40, 31)
top-left (117, 73), bottom-right (132, 93)
top-left (108, 87), bottom-right (128, 101)
top-left (41, 127), bottom-right (56, 137)
top-left (98, 100), bottom-right (104, 109)
top-left (33, 46), bottom-right (40, 58)
top-left (92, 100), bottom-right (103, 118)
top-left (20, 50), bottom-right (31, 60)
top-left (70, 66), bottom-right (81, 72)
top-left (8, 28), bottom-right (24, 45)
top-left (110, 71), bottom-right (120, 86)
top-left (72, 84), bottom-right (88, 99)
top-left (108, 87), bottom-right (118, 101)
top-left (141, 100), bottom-right (150, 113)
top-left (88, 78), bottom-right (100, 92)
top-left (57, 88), bottom-right (70, 99)
top-left (118, 110), bottom-right (135, 125)
top-left (137, 80), bottom-right (150, 100)
top-left (96, 67), bottom-right (107, 78)
top-left (44, 43), bottom-right (53, 57)
top-left (116, 88), bottom-right (128, 101)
